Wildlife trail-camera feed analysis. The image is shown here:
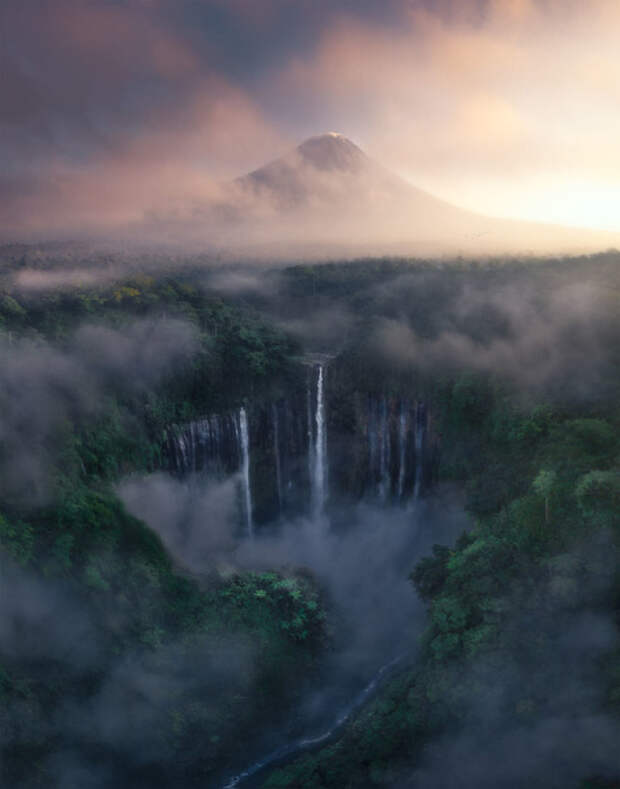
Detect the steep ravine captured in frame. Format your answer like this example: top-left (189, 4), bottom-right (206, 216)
top-left (166, 360), bottom-right (439, 530)
top-left (159, 359), bottom-right (457, 788)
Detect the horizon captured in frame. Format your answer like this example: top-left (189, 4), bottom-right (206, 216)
top-left (2, 7), bottom-right (620, 784)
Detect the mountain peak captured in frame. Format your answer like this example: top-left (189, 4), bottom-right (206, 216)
top-left (299, 131), bottom-right (352, 144)
top-left (296, 133), bottom-right (366, 172)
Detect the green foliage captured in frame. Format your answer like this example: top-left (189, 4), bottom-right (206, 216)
top-left (50, 532), bottom-right (74, 572)
top-left (1, 255), bottom-right (619, 788)
top-left (450, 374), bottom-right (494, 427)
top-left (51, 486), bottom-right (171, 570)
top-left (0, 294), bottom-right (26, 319)
top-left (576, 470), bottom-right (620, 521)
top-left (532, 468), bottom-right (557, 498)
top-left (262, 269), bottom-right (620, 787)
top-left (509, 403), bottom-right (555, 444)
top-left (532, 468), bottom-right (557, 524)
top-left (0, 514), bottom-right (34, 565)
top-left (0, 486), bottom-right (329, 785)
top-left (217, 572), bottom-right (326, 646)
top-left (83, 562), bottom-right (111, 591)
top-left (410, 544), bottom-right (451, 601)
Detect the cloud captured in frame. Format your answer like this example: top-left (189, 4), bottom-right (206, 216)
top-left (234, 498), bottom-right (467, 672)
top-left (65, 635), bottom-right (256, 765)
top-left (118, 473), bottom-right (239, 572)
top-left (369, 277), bottom-right (618, 401)
top-left (408, 536), bottom-right (620, 788)
top-left (3, 1), bottom-right (620, 241)
top-left (0, 0), bottom-right (288, 240)
top-left (276, 1), bottom-right (620, 229)
top-left (275, 307), bottom-right (356, 352)
top-left (0, 561), bottom-right (101, 669)
top-left (411, 714), bottom-right (620, 788)
top-left (0, 318), bottom-right (199, 503)
top-left (119, 462), bottom-right (468, 676)
top-left (4, 453), bottom-right (469, 786)
top-left (0, 555), bottom-right (257, 787)
top-left (72, 319), bottom-right (199, 393)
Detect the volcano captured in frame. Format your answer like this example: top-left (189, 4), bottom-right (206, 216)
top-left (187, 134), bottom-right (620, 257)
top-left (236, 132), bottom-right (470, 218)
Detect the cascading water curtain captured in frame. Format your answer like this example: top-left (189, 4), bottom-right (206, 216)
top-left (238, 407), bottom-right (253, 536)
top-left (311, 364), bottom-right (328, 518)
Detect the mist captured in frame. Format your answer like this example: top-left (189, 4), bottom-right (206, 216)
top-left (118, 468), bottom-right (470, 781)
top-left (120, 470), bottom-right (468, 662)
top-left (5, 132), bottom-right (620, 258)
top-left (0, 317), bottom-right (198, 503)
top-left (1, 252), bottom-right (618, 787)
top-left (5, 2), bottom-right (620, 248)
top-left (2, 1), bottom-right (620, 786)
top-left (118, 474), bottom-right (239, 572)
top-left (0, 552), bottom-right (258, 789)
top-left (408, 533), bottom-right (620, 789)
top-left (355, 272), bottom-right (619, 402)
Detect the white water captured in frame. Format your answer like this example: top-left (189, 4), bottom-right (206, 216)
top-left (173, 413), bottom-right (239, 476)
top-left (311, 364), bottom-right (328, 518)
top-left (189, 421), bottom-right (196, 472)
top-left (272, 403), bottom-right (283, 517)
top-left (220, 655), bottom-right (403, 788)
top-left (397, 403), bottom-right (407, 500)
top-left (177, 433), bottom-right (189, 472)
top-left (238, 407), bottom-right (253, 537)
top-left (413, 415), bottom-right (424, 501)
top-left (368, 399), bottom-right (377, 482)
top-left (378, 397), bottom-right (390, 501)
top-left (306, 382), bottom-right (314, 489)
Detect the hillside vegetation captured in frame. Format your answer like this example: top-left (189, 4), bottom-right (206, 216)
top-left (0, 251), bottom-right (618, 787)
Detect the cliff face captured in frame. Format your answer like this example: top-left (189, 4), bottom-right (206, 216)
top-left (166, 358), bottom-right (439, 528)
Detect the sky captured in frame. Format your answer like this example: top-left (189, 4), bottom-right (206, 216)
top-left (2, 0), bottom-right (620, 240)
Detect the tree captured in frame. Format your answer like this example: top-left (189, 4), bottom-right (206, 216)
top-left (532, 469), bottom-right (557, 523)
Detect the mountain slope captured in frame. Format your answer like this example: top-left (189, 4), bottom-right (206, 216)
top-left (163, 133), bottom-right (620, 258)
top-left (235, 133), bottom-right (470, 219)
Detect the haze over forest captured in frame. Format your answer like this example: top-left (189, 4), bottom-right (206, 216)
top-left (1, 3), bottom-right (619, 789)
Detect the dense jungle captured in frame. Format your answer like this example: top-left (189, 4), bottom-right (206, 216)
top-left (0, 248), bottom-right (618, 788)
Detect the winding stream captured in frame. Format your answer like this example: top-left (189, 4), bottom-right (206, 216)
top-left (221, 654), bottom-right (404, 788)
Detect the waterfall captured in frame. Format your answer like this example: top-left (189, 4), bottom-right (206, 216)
top-left (306, 381), bottom-right (314, 486)
top-left (170, 386), bottom-right (431, 518)
top-left (413, 402), bottom-right (425, 500)
top-left (397, 402), bottom-right (407, 500)
top-left (272, 403), bottom-right (283, 517)
top-left (189, 421), bottom-right (196, 472)
top-left (171, 413), bottom-right (242, 476)
top-left (238, 407), bottom-right (253, 537)
top-left (368, 397), bottom-right (377, 485)
top-left (311, 364), bottom-right (328, 518)
top-left (365, 397), bottom-right (431, 504)
top-left (177, 433), bottom-right (189, 473)
top-left (378, 397), bottom-right (390, 501)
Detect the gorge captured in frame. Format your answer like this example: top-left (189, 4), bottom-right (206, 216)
top-left (0, 253), bottom-right (618, 789)
top-left (4, 3), bottom-right (620, 786)
top-left (167, 363), bottom-right (433, 531)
